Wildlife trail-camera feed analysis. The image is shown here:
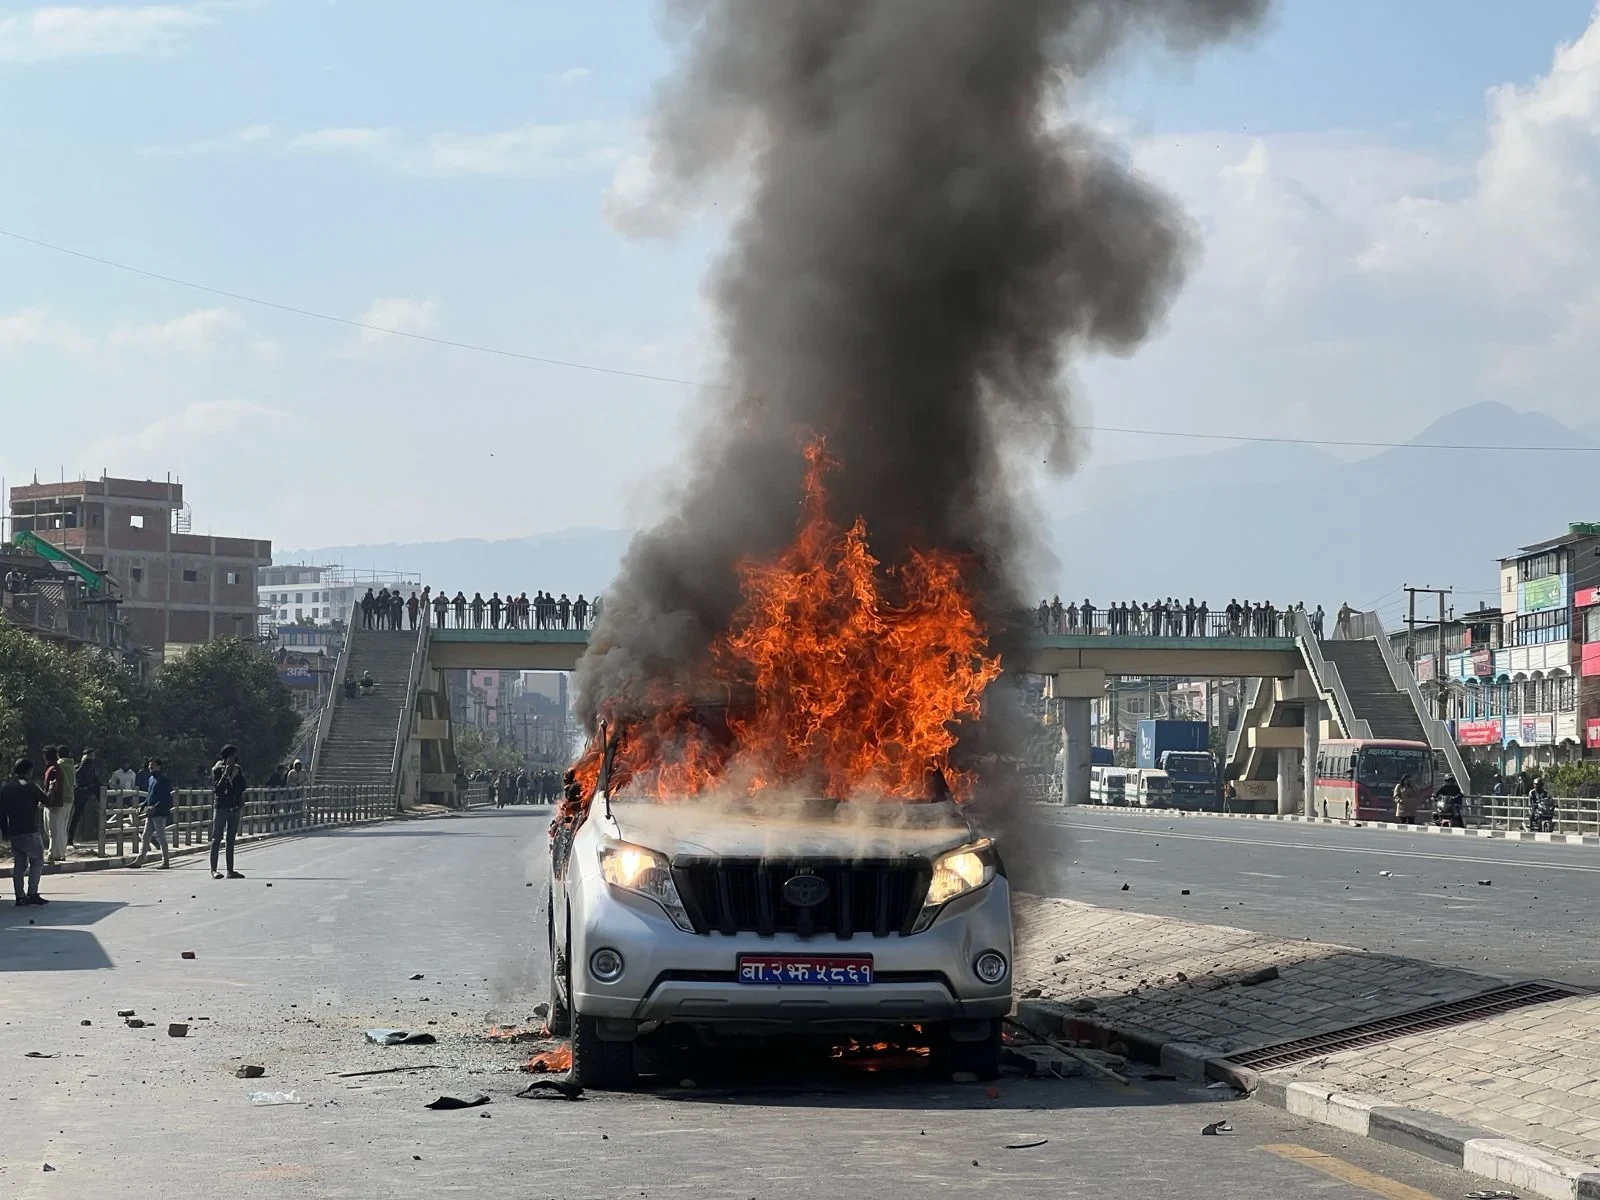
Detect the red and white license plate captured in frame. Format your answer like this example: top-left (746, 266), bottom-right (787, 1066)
top-left (737, 955), bottom-right (873, 986)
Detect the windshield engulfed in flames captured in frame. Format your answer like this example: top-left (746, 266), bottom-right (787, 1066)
top-left (574, 439), bottom-right (1002, 805)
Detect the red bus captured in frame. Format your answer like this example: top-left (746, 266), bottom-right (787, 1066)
top-left (1313, 738), bottom-right (1436, 821)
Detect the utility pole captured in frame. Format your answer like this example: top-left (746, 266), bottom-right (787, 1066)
top-left (1404, 585), bottom-right (1453, 719)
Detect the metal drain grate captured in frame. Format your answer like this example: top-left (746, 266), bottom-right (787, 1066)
top-left (1219, 981), bottom-right (1584, 1074)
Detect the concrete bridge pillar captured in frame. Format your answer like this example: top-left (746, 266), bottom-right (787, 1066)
top-left (1303, 704), bottom-right (1320, 819)
top-left (1053, 671), bottom-right (1103, 807)
top-left (1062, 698), bottom-right (1092, 806)
top-left (1276, 746), bottom-right (1302, 815)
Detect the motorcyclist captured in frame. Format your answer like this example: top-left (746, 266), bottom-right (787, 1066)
top-left (1527, 777), bottom-right (1554, 831)
top-left (1432, 773), bottom-right (1465, 826)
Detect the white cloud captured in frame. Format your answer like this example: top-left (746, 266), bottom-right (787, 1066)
top-left (149, 120), bottom-right (631, 177)
top-left (0, 4), bottom-right (215, 62)
top-left (108, 307), bottom-right (249, 353)
top-left (0, 308), bottom-right (94, 355)
top-left (78, 399), bottom-right (287, 471)
top-left (355, 297), bottom-right (437, 349)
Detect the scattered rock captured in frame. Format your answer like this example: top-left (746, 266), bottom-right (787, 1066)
top-left (43, 1163), bottom-right (56, 1172)
top-left (1052, 954), bottom-right (1067, 964)
top-left (266, 883), bottom-right (272, 887)
top-left (236, 1065), bottom-right (266, 1079)
top-left (532, 1002), bottom-right (550, 1019)
top-left (180, 951), bottom-right (196, 960)
top-left (125, 1018), bottom-right (147, 1029)
top-left (409, 974), bottom-right (424, 981)
top-left (1180, 889), bottom-right (1190, 895)
top-left (1238, 966), bottom-right (1279, 987)
top-left (1378, 870), bottom-right (1392, 877)
top-left (1120, 883), bottom-right (1130, 891)
top-left (80, 1020), bottom-right (91, 1026)
top-left (117, 1009), bottom-right (135, 1017)
top-left (1005, 1139), bottom-right (1048, 1150)
top-left (168, 1024), bottom-right (189, 1038)
top-left (1175, 972), bottom-right (1188, 983)
top-left (24, 1052), bottom-right (55, 1059)
top-left (1478, 880), bottom-right (1493, 887)
top-left (1020, 987), bottom-right (1042, 999)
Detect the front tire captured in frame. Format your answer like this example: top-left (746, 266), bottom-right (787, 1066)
top-left (569, 1014), bottom-right (639, 1090)
top-left (546, 899), bottom-right (571, 1038)
top-left (928, 1020), bottom-right (1002, 1082)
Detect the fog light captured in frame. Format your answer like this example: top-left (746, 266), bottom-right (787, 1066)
top-left (589, 947), bottom-right (625, 983)
top-left (974, 951), bottom-right (1008, 984)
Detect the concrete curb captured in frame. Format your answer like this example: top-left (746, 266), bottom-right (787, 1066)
top-left (1014, 998), bottom-right (1600, 1199)
top-left (1060, 804), bottom-right (1600, 846)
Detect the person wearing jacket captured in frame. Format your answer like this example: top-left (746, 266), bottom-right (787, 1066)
top-left (130, 757), bottom-right (172, 869)
top-left (1, 758), bottom-right (49, 904)
top-left (70, 748), bottom-right (100, 847)
top-left (210, 744), bottom-right (248, 879)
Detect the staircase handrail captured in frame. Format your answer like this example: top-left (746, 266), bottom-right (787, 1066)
top-left (1225, 677), bottom-right (1261, 768)
top-left (1358, 609), bottom-right (1471, 785)
top-left (390, 614), bottom-right (430, 807)
top-left (1292, 608), bottom-right (1372, 740)
top-left (309, 595), bottom-right (359, 783)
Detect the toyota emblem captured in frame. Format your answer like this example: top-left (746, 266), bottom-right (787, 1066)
top-left (782, 874), bottom-right (830, 909)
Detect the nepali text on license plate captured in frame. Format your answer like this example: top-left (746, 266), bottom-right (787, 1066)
top-left (737, 955), bottom-right (873, 986)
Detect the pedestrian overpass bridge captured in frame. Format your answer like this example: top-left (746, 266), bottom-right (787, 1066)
top-left (354, 608), bottom-right (1460, 821)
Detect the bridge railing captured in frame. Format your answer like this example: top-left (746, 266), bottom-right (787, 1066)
top-left (102, 784), bottom-right (394, 859)
top-left (1461, 794), bottom-right (1600, 835)
top-left (1032, 606), bottom-right (1308, 638)
top-left (424, 601), bottom-right (597, 631)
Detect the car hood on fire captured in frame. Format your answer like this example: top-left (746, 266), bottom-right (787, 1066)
top-left (605, 798), bottom-right (976, 862)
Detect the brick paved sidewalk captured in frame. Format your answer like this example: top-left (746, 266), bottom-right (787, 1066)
top-left (1014, 895), bottom-right (1600, 1182)
top-left (1013, 895), bottom-right (1497, 1054)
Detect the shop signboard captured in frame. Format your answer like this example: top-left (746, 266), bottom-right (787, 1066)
top-left (1534, 714), bottom-right (1555, 744)
top-left (1584, 643), bottom-right (1600, 677)
top-left (1588, 717), bottom-right (1600, 749)
top-left (1556, 711), bottom-right (1579, 743)
top-left (1521, 574), bottom-right (1566, 613)
top-left (1414, 654), bottom-right (1436, 682)
top-left (1456, 718), bottom-right (1503, 746)
top-left (1577, 586), bottom-right (1600, 609)
top-left (1471, 648), bottom-right (1493, 678)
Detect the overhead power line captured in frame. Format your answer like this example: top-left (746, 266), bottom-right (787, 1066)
top-left (5, 226), bottom-right (1598, 455)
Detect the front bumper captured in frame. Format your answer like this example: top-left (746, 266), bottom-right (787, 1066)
top-left (569, 875), bottom-right (1014, 1028)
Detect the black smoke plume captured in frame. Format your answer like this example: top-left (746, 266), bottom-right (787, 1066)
top-left (577, 0), bottom-right (1269, 815)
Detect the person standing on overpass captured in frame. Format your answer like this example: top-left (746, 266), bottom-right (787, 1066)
top-left (433, 590), bottom-right (449, 627)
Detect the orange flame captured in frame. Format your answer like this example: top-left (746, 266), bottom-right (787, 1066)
top-left (522, 1045), bottom-right (572, 1073)
top-left (572, 438), bottom-right (1001, 806)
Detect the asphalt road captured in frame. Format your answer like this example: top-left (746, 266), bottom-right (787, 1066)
top-left (1032, 806), bottom-right (1600, 987)
top-left (0, 808), bottom-right (1501, 1199)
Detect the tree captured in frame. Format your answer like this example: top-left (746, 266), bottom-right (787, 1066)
top-left (0, 623), bottom-right (142, 767)
top-left (454, 726), bottom-right (524, 774)
top-left (146, 639), bottom-right (300, 784)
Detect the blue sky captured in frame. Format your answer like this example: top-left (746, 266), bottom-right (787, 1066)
top-left (4, 1), bottom-right (1600, 549)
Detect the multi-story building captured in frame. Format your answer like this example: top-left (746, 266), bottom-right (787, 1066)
top-left (0, 537), bottom-right (131, 656)
top-left (257, 564), bottom-right (420, 630)
top-left (8, 475), bottom-right (270, 658)
top-left (1421, 525), bottom-right (1600, 776)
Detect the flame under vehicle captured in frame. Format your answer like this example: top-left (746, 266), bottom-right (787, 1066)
top-left (546, 787), bottom-right (1014, 1089)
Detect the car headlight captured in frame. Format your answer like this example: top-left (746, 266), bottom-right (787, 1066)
top-left (598, 841), bottom-right (694, 932)
top-left (912, 840), bottom-right (998, 932)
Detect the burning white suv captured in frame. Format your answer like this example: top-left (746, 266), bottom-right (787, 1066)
top-left (546, 788), bottom-right (1014, 1088)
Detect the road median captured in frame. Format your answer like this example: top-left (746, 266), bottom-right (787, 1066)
top-left (1059, 803), bottom-right (1600, 845)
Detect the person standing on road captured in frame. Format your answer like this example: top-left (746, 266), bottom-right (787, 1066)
top-left (210, 745), bottom-right (247, 879)
top-left (69, 748), bottom-right (100, 847)
top-left (130, 757), bottom-right (172, 870)
top-left (1, 758), bottom-right (49, 905)
top-left (1392, 774), bottom-right (1418, 825)
top-left (41, 746), bottom-right (71, 863)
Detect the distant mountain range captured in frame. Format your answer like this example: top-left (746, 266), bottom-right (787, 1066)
top-left (284, 403), bottom-right (1600, 619)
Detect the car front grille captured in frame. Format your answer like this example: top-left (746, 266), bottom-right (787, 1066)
top-left (671, 859), bottom-right (931, 939)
